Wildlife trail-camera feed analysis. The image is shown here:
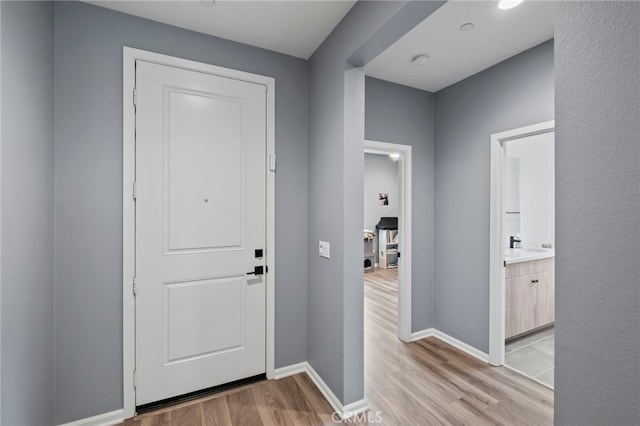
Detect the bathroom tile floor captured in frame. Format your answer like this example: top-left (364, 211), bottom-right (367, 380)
top-left (506, 326), bottom-right (554, 388)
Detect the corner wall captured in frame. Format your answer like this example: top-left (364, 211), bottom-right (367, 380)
top-left (365, 77), bottom-right (435, 331)
top-left (54, 2), bottom-right (308, 423)
top-left (307, 1), bottom-right (444, 405)
top-left (555, 2), bottom-right (640, 423)
top-left (433, 40), bottom-right (554, 353)
top-left (1, 1), bottom-right (55, 424)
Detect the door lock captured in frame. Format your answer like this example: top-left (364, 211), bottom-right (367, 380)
top-left (247, 266), bottom-right (264, 276)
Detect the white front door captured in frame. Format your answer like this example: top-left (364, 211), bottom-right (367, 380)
top-left (134, 60), bottom-right (267, 405)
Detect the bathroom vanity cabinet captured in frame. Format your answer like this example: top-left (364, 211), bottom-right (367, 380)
top-left (505, 257), bottom-right (554, 339)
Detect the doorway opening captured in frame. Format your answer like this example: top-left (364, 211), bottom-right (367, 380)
top-left (363, 140), bottom-right (412, 342)
top-left (489, 120), bottom-right (555, 389)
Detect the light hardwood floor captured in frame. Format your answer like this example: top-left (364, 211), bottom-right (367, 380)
top-left (122, 268), bottom-right (553, 425)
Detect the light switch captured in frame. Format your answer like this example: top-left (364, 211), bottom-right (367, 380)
top-left (319, 241), bottom-right (330, 259)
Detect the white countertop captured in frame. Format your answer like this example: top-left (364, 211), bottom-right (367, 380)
top-left (505, 248), bottom-right (555, 264)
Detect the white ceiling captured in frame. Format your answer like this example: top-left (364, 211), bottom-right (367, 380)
top-left (365, 0), bottom-right (554, 92)
top-left (84, 0), bottom-right (357, 59)
top-left (84, 1), bottom-right (553, 91)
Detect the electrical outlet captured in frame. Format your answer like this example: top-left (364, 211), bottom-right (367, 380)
top-left (319, 241), bottom-right (330, 259)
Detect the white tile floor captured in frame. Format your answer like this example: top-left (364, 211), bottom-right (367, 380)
top-left (505, 327), bottom-right (554, 388)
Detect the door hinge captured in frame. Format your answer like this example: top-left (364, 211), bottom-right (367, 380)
top-left (133, 182), bottom-right (137, 200)
top-left (133, 88), bottom-right (137, 107)
top-left (133, 370), bottom-right (137, 388)
top-left (133, 277), bottom-right (138, 296)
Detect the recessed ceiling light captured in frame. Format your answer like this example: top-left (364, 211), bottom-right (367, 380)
top-left (498, 0), bottom-right (523, 10)
top-left (412, 54), bottom-right (430, 66)
top-left (459, 22), bottom-right (475, 32)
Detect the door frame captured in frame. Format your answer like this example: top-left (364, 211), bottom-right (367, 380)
top-left (364, 140), bottom-right (412, 342)
top-left (122, 47), bottom-right (276, 418)
top-left (488, 120), bottom-right (554, 366)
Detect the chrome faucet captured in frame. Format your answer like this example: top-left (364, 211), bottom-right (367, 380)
top-left (510, 236), bottom-right (521, 249)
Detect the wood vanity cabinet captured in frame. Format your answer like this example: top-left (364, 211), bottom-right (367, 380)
top-left (505, 258), bottom-right (554, 339)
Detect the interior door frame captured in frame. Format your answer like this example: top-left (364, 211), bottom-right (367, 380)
top-left (488, 120), bottom-right (554, 366)
top-left (364, 140), bottom-right (412, 342)
top-left (122, 47), bottom-right (276, 418)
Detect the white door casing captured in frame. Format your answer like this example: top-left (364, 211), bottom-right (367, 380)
top-left (123, 48), bottom-right (275, 417)
top-left (135, 60), bottom-right (266, 405)
top-left (363, 140), bottom-right (412, 342)
top-left (488, 120), bottom-right (554, 366)
top-left (135, 60), bottom-right (267, 405)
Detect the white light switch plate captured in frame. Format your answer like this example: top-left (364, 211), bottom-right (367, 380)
top-left (319, 241), bottom-right (330, 259)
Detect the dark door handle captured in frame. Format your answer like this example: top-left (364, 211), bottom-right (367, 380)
top-left (247, 266), bottom-right (264, 276)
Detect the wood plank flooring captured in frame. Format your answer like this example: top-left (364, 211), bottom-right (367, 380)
top-left (363, 268), bottom-right (553, 425)
top-left (122, 268), bottom-right (553, 425)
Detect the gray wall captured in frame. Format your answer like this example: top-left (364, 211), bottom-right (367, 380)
top-left (555, 2), bottom-right (640, 424)
top-left (1, 2), bottom-right (55, 425)
top-left (6, 2), bottom-right (636, 424)
top-left (307, 1), bottom-right (444, 404)
top-left (365, 77), bottom-right (435, 331)
top-left (434, 40), bottom-right (554, 352)
top-left (54, 2), bottom-right (308, 423)
top-left (364, 153), bottom-right (399, 235)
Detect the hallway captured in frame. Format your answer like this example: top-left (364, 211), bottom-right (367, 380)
top-left (120, 268), bottom-right (554, 425)
top-left (364, 268), bottom-right (554, 424)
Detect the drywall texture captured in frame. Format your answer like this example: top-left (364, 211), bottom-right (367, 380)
top-left (434, 40), bottom-right (554, 352)
top-left (1, 1), bottom-right (55, 424)
top-left (54, 2), bottom-right (308, 423)
top-left (307, 1), bottom-right (444, 404)
top-left (555, 2), bottom-right (640, 424)
top-left (365, 77), bottom-right (435, 331)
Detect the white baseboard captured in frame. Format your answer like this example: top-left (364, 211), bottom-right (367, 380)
top-left (274, 362), bottom-right (308, 379)
top-left (68, 363), bottom-right (367, 426)
top-left (431, 329), bottom-right (490, 363)
top-left (274, 361), bottom-right (369, 420)
top-left (409, 328), bottom-right (489, 364)
top-left (72, 336), bottom-right (483, 426)
top-left (57, 409), bottom-right (125, 426)
top-left (341, 398), bottom-right (370, 419)
top-left (409, 327), bottom-right (436, 341)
